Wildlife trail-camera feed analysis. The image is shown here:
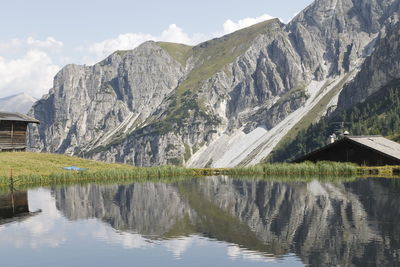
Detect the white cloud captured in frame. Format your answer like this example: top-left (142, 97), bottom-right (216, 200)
top-left (160, 24), bottom-right (206, 45)
top-left (86, 24), bottom-right (208, 63)
top-left (0, 38), bottom-right (24, 54)
top-left (0, 50), bottom-right (60, 98)
top-left (86, 15), bottom-right (278, 63)
top-left (0, 37), bottom-right (64, 98)
top-left (0, 37), bottom-right (63, 55)
top-left (87, 32), bottom-right (155, 63)
top-left (221, 14), bottom-right (276, 35)
top-left (26, 37), bottom-right (63, 48)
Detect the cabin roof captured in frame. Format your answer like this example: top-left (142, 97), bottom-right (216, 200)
top-left (0, 112), bottom-right (39, 124)
top-left (295, 135), bottom-right (400, 162)
top-left (347, 136), bottom-right (400, 160)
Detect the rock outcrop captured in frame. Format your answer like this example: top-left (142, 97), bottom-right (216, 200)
top-left (337, 14), bottom-right (400, 109)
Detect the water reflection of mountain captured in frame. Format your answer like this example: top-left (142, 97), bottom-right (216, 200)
top-left (54, 177), bottom-right (400, 266)
top-left (55, 183), bottom-right (192, 236)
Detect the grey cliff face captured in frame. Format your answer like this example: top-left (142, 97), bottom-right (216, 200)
top-left (30, 41), bottom-right (184, 155)
top-left (29, 0), bottom-right (400, 167)
top-left (288, 0), bottom-right (399, 76)
top-left (225, 30), bottom-right (307, 131)
top-left (337, 14), bottom-right (400, 109)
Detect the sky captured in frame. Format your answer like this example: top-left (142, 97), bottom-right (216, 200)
top-left (0, 0), bottom-right (313, 99)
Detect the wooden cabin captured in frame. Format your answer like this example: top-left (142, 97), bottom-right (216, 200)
top-left (294, 136), bottom-right (400, 166)
top-left (0, 112), bottom-right (39, 152)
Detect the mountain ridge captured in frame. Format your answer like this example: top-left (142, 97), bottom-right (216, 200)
top-left (0, 93), bottom-right (36, 114)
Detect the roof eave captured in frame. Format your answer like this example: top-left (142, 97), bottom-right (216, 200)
top-left (293, 136), bottom-right (400, 163)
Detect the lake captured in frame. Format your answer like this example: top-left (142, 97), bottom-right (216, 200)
top-left (0, 177), bottom-right (399, 266)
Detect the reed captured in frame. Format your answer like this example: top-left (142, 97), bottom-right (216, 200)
top-left (225, 174), bottom-right (358, 183)
top-left (0, 173), bottom-right (195, 194)
top-left (226, 161), bottom-right (358, 176)
top-left (0, 152), bottom-right (359, 189)
top-left (0, 166), bottom-right (198, 187)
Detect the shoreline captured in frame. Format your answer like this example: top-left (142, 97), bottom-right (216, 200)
top-left (1, 152), bottom-right (398, 190)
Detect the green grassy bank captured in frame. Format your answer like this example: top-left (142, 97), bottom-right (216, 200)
top-left (0, 152), bottom-right (359, 188)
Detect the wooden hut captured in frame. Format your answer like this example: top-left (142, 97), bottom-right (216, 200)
top-left (0, 112), bottom-right (39, 152)
top-left (294, 136), bottom-right (400, 166)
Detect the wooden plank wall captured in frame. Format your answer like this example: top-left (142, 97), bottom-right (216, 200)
top-left (0, 121), bottom-right (27, 150)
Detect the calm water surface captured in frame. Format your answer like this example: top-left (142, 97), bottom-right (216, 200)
top-left (0, 177), bottom-right (399, 267)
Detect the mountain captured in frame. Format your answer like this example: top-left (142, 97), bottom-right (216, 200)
top-left (29, 0), bottom-right (400, 166)
top-left (0, 93), bottom-right (36, 114)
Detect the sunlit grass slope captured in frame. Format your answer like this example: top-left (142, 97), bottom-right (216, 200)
top-left (0, 152), bottom-right (132, 177)
top-left (0, 152), bottom-right (197, 187)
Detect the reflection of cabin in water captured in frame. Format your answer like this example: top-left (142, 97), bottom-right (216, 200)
top-left (0, 112), bottom-right (39, 152)
top-left (0, 191), bottom-right (29, 220)
top-left (0, 191), bottom-right (29, 224)
top-left (294, 136), bottom-right (400, 166)
top-left (0, 190), bottom-right (40, 225)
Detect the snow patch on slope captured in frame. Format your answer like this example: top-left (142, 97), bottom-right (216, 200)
top-left (213, 128), bottom-right (268, 167)
top-left (242, 78), bottom-right (345, 166)
top-left (188, 77), bottom-right (348, 168)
